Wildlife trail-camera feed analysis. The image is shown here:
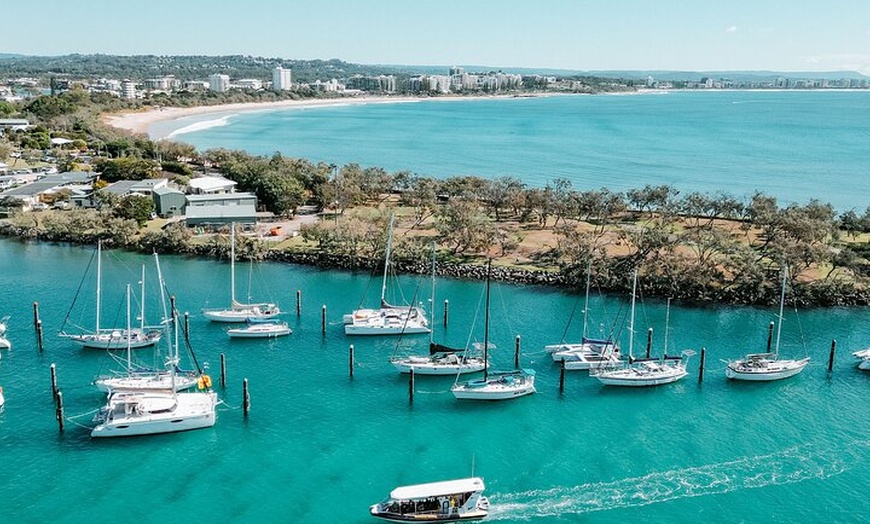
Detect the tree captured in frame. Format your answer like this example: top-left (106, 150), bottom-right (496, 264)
top-left (435, 198), bottom-right (493, 255)
top-left (114, 195), bottom-right (155, 226)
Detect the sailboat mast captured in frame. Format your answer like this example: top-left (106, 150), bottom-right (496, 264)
top-left (582, 259), bottom-right (591, 340)
top-left (381, 214), bottom-right (395, 305)
top-left (483, 260), bottom-right (491, 381)
top-left (95, 240), bottom-right (102, 332)
top-left (230, 223), bottom-right (236, 305)
top-left (140, 265), bottom-right (146, 331)
top-left (628, 270), bottom-right (637, 360)
top-left (664, 298), bottom-right (671, 356)
top-left (774, 265), bottom-right (787, 357)
top-left (429, 242), bottom-right (436, 345)
top-left (125, 283), bottom-right (132, 372)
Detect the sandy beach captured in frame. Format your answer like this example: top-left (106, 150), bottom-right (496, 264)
top-left (102, 95), bottom-right (468, 139)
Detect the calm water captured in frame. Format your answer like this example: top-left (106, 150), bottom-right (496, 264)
top-left (0, 239), bottom-right (867, 523)
top-left (154, 91), bottom-right (870, 212)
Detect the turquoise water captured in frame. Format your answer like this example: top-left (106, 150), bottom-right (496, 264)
top-left (0, 239), bottom-right (868, 523)
top-left (155, 91), bottom-right (870, 212)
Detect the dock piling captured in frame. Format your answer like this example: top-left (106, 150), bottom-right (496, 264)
top-left (349, 344), bottom-right (354, 378)
top-left (828, 340), bottom-right (836, 373)
top-left (242, 378), bottom-right (250, 417)
top-left (33, 301), bottom-right (40, 330)
top-left (515, 335), bottom-right (521, 369)
top-left (220, 353), bottom-right (227, 388)
top-left (767, 321), bottom-right (775, 351)
top-left (322, 305), bottom-right (327, 335)
top-left (50, 363), bottom-right (58, 403)
top-left (559, 358), bottom-right (566, 394)
top-left (443, 300), bottom-right (449, 328)
top-left (55, 390), bottom-right (65, 433)
top-left (646, 327), bottom-right (653, 359)
top-left (409, 369), bottom-right (415, 404)
top-left (36, 319), bottom-right (43, 351)
top-left (296, 290), bottom-right (302, 316)
top-left (698, 347), bottom-right (706, 384)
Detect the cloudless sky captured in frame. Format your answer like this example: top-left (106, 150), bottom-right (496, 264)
top-left (5, 0), bottom-right (870, 73)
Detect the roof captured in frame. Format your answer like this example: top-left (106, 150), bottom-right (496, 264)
top-left (153, 185), bottom-right (185, 196)
top-left (103, 178), bottom-right (168, 196)
top-left (389, 477), bottom-right (485, 500)
top-left (188, 175), bottom-right (237, 192)
top-left (186, 192), bottom-right (257, 204)
top-left (184, 204), bottom-right (256, 220)
top-left (50, 137), bottom-right (74, 145)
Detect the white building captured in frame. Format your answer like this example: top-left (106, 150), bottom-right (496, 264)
top-left (273, 67), bottom-right (292, 91)
top-left (236, 79), bottom-right (263, 90)
top-left (120, 79), bottom-right (137, 100)
top-left (209, 74), bottom-right (230, 93)
top-left (188, 175), bottom-right (237, 195)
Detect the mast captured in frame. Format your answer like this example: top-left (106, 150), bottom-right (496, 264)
top-left (95, 240), bottom-right (102, 332)
top-left (429, 242), bottom-right (436, 345)
top-left (125, 284), bottom-right (132, 373)
top-left (628, 270), bottom-right (637, 361)
top-left (140, 264), bottom-right (146, 331)
top-left (582, 259), bottom-right (591, 340)
top-left (774, 265), bottom-right (787, 358)
top-left (483, 260), bottom-right (491, 381)
top-left (230, 222), bottom-right (236, 305)
top-left (381, 213), bottom-right (395, 306)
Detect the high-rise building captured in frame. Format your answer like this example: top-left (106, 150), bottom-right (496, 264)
top-left (120, 79), bottom-right (137, 99)
top-left (272, 67), bottom-right (292, 91)
top-left (209, 74), bottom-right (230, 92)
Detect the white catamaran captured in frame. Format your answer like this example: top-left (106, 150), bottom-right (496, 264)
top-left (725, 266), bottom-right (810, 381)
top-left (202, 223), bottom-right (281, 323)
top-left (370, 477), bottom-right (489, 523)
top-left (345, 214), bottom-right (430, 336)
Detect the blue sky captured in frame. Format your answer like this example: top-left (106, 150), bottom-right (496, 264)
top-left (5, 0), bottom-right (870, 74)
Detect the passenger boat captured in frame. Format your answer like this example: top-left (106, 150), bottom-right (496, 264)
top-left (227, 321), bottom-right (291, 338)
top-left (370, 477), bottom-right (489, 523)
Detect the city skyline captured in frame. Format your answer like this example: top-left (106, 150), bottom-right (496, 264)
top-left (5, 0), bottom-right (870, 75)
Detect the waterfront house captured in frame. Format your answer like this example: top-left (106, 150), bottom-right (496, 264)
top-left (188, 175), bottom-right (237, 195)
top-left (0, 171), bottom-right (94, 210)
top-left (153, 185), bottom-right (186, 218)
top-left (185, 192), bottom-right (258, 227)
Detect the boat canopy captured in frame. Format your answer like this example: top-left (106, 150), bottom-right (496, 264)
top-left (389, 477), bottom-right (485, 500)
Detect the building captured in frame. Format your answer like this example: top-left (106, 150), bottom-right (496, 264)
top-left (188, 175), bottom-right (237, 195)
top-left (209, 74), bottom-right (230, 93)
top-left (236, 79), bottom-right (263, 90)
top-left (273, 67), bottom-right (292, 91)
top-left (185, 192), bottom-right (258, 226)
top-left (120, 79), bottom-right (137, 99)
top-left (153, 186), bottom-right (187, 218)
top-left (0, 171), bottom-right (94, 210)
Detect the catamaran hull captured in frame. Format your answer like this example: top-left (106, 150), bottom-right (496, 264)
top-left (91, 392), bottom-right (217, 438)
top-left (725, 358), bottom-right (810, 381)
top-left (91, 411), bottom-right (216, 437)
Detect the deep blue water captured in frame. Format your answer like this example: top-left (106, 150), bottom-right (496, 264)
top-left (154, 91), bottom-right (870, 212)
top-left (0, 239), bottom-right (868, 523)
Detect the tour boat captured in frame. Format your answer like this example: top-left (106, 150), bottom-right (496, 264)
top-left (726, 266), bottom-right (810, 381)
top-left (853, 347), bottom-right (870, 370)
top-left (370, 477), bottom-right (489, 523)
top-left (344, 214), bottom-right (429, 336)
top-left (202, 223), bottom-right (281, 323)
top-left (227, 321), bottom-right (292, 338)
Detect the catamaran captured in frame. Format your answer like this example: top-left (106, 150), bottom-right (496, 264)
top-left (202, 223), bottom-right (281, 323)
top-left (370, 477), bottom-right (489, 523)
top-left (59, 241), bottom-right (162, 350)
top-left (592, 274), bottom-right (695, 387)
top-left (344, 214), bottom-right (429, 336)
top-left (725, 266), bottom-right (810, 381)
top-left (451, 262), bottom-right (535, 401)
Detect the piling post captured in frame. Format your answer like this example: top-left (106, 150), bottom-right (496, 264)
top-left (559, 358), bottom-right (566, 394)
top-left (184, 312), bottom-right (190, 340)
top-left (698, 347), bottom-right (706, 384)
top-left (828, 340), bottom-right (836, 373)
top-left (36, 319), bottom-right (43, 351)
top-left (242, 378), bottom-right (250, 417)
top-left (409, 368), bottom-right (415, 404)
top-left (296, 290), bottom-right (302, 316)
top-left (220, 353), bottom-right (227, 388)
top-left (767, 321), bottom-right (775, 351)
top-left (646, 327), bottom-right (653, 359)
top-left (50, 363), bottom-right (58, 403)
top-left (33, 301), bottom-right (40, 330)
top-left (55, 390), bottom-right (65, 433)
top-left (514, 335), bottom-right (521, 369)
top-left (443, 300), bottom-right (449, 328)
top-left (349, 344), bottom-right (355, 379)
top-left (322, 305), bottom-right (327, 335)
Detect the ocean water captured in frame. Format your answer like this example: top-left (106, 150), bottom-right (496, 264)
top-left (0, 239), bottom-right (867, 523)
top-left (153, 91), bottom-right (870, 212)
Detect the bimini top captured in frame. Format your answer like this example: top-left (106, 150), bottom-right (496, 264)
top-left (390, 477), bottom-right (485, 500)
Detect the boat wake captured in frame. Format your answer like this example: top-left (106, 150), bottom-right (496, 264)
top-left (487, 440), bottom-right (869, 520)
top-left (167, 116), bottom-right (231, 138)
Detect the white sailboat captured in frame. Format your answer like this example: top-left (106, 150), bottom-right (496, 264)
top-left (344, 214), bottom-right (430, 336)
top-left (0, 315), bottom-right (10, 349)
top-left (725, 266), bottom-right (810, 381)
top-left (593, 273), bottom-right (695, 387)
top-left (391, 246), bottom-right (487, 375)
top-left (59, 241), bottom-right (162, 350)
top-left (370, 477), bottom-right (489, 523)
top-left (94, 257), bottom-right (200, 393)
top-left (202, 223), bottom-right (281, 323)
top-left (451, 262), bottom-right (535, 401)
top-left (852, 347), bottom-right (870, 370)
top-left (227, 320), bottom-right (292, 338)
top-left (91, 303), bottom-right (217, 437)
top-left (546, 261), bottom-right (622, 371)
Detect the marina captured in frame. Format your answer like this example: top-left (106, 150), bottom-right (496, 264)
top-left (0, 238), bottom-right (866, 522)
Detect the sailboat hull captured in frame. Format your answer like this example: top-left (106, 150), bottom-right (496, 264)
top-left (595, 366), bottom-right (688, 386)
top-left (392, 358), bottom-right (486, 375)
top-left (452, 372), bottom-right (536, 400)
top-left (67, 329), bottom-right (161, 350)
top-left (725, 358), bottom-right (810, 381)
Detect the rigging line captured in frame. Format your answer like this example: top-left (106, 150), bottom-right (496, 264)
top-left (558, 295), bottom-right (581, 344)
top-left (58, 245), bottom-right (98, 333)
top-left (178, 303), bottom-right (204, 375)
top-left (495, 281), bottom-right (516, 341)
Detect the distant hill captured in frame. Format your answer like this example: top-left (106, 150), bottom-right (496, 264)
top-left (0, 53), bottom-right (24, 60)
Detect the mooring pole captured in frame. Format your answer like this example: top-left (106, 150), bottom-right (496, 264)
top-left (220, 353), bottom-right (227, 388)
top-left (349, 344), bottom-right (355, 378)
top-left (55, 390), bottom-right (65, 433)
top-left (322, 305), bottom-right (327, 335)
top-left (646, 327), bottom-right (653, 359)
top-left (409, 368), bottom-right (415, 404)
top-left (698, 347), bottom-right (706, 384)
top-left (242, 378), bottom-right (250, 417)
top-left (828, 339), bottom-right (836, 373)
top-left (33, 301), bottom-right (40, 330)
top-left (36, 319), bottom-right (43, 351)
top-left (559, 358), bottom-right (566, 394)
top-left (443, 299), bottom-right (449, 328)
top-left (50, 363), bottom-right (58, 404)
top-left (296, 290), bottom-right (302, 316)
top-left (767, 321), bottom-right (775, 351)
top-left (515, 335), bottom-right (521, 369)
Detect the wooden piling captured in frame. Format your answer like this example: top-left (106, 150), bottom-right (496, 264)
top-left (50, 363), bottom-right (58, 403)
top-left (646, 327), bottom-right (653, 359)
top-left (242, 378), bottom-right (250, 416)
top-left (220, 353), bottom-right (227, 388)
top-left (514, 335), bottom-right (521, 369)
top-left (828, 339), bottom-right (836, 373)
top-left (296, 290), bottom-right (302, 316)
top-left (349, 344), bottom-right (355, 378)
top-left (184, 312), bottom-right (190, 339)
top-left (443, 300), bottom-right (449, 328)
top-left (767, 321), bottom-right (775, 351)
top-left (36, 319), bottom-right (43, 351)
top-left (33, 301), bottom-right (40, 330)
top-left (559, 358), bottom-right (566, 394)
top-left (322, 305), bottom-right (327, 335)
top-left (55, 390), bottom-right (64, 433)
top-left (698, 347), bottom-right (706, 384)
top-left (409, 368), bottom-right (415, 404)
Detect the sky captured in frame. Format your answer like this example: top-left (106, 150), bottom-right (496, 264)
top-left (5, 0), bottom-right (870, 74)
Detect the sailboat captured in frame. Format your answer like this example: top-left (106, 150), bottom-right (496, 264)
top-left (853, 348), bottom-right (870, 370)
top-left (59, 241), bottom-right (162, 350)
top-left (91, 299), bottom-right (217, 437)
top-left (451, 261), bottom-right (536, 401)
top-left (202, 223), bottom-right (281, 323)
top-left (391, 245), bottom-right (487, 375)
top-left (0, 316), bottom-right (10, 349)
top-left (725, 266), bottom-right (810, 381)
top-left (344, 213), bottom-right (430, 336)
top-left (94, 256), bottom-right (200, 393)
top-left (592, 273), bottom-right (695, 387)
top-left (546, 261), bottom-right (622, 371)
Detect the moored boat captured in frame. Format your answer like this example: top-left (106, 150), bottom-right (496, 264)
top-left (370, 477), bottom-right (489, 523)
top-left (853, 347), bottom-right (870, 370)
top-left (227, 321), bottom-right (291, 338)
